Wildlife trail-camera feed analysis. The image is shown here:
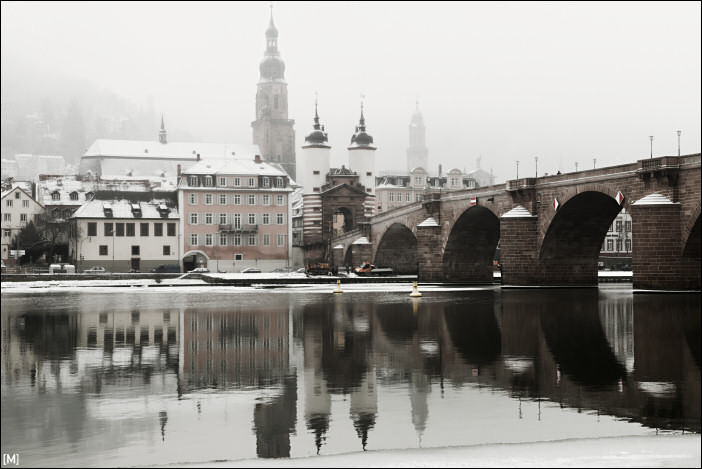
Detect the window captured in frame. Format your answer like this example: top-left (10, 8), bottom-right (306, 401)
top-left (233, 194), bottom-right (242, 205)
top-left (104, 223), bottom-right (113, 236)
top-left (274, 95), bottom-right (279, 109)
top-left (205, 234), bottom-right (213, 246)
top-left (276, 213), bottom-right (284, 225)
top-left (262, 177), bottom-right (270, 187)
top-left (219, 213), bottom-right (227, 225)
top-left (52, 192), bottom-right (60, 201)
top-left (261, 194), bottom-right (270, 205)
top-left (396, 192), bottom-right (402, 201)
top-left (3, 229), bottom-right (10, 238)
top-left (204, 194), bottom-right (212, 205)
top-left (204, 176), bottom-right (213, 187)
top-left (87, 222), bottom-right (97, 236)
top-left (116, 223), bottom-right (125, 236)
top-left (405, 193), bottom-right (411, 202)
top-left (248, 194), bottom-right (256, 205)
top-left (625, 221), bottom-right (632, 232)
top-left (70, 192), bottom-right (79, 201)
top-left (219, 194), bottom-right (227, 205)
top-left (205, 213), bottom-right (213, 225)
top-left (219, 233), bottom-right (227, 246)
top-left (248, 213), bottom-right (256, 225)
top-left (275, 178), bottom-right (284, 188)
top-left (219, 177), bottom-right (227, 186)
top-left (276, 195), bottom-right (285, 205)
top-left (167, 223), bottom-right (176, 236)
top-left (189, 233), bottom-right (198, 246)
top-left (126, 223), bottom-right (135, 237)
top-left (313, 170), bottom-right (320, 175)
top-left (99, 245), bottom-right (108, 255)
top-left (389, 193), bottom-right (394, 202)
top-left (163, 245), bottom-right (171, 255)
top-left (140, 223), bottom-right (149, 236)
top-left (154, 223), bottom-right (163, 236)
top-left (233, 214), bottom-right (241, 229)
top-left (235, 253), bottom-right (243, 260)
top-left (616, 221), bottom-right (622, 232)
top-left (262, 233), bottom-right (270, 246)
top-left (5, 200), bottom-right (11, 207)
top-left (277, 233), bottom-right (285, 246)
top-left (415, 194), bottom-right (422, 202)
top-left (233, 177), bottom-right (241, 187)
top-left (248, 233), bottom-right (257, 245)
top-left (607, 239), bottom-right (614, 251)
top-left (616, 239), bottom-right (622, 252)
top-left (248, 177), bottom-right (256, 187)
top-left (625, 239), bottom-right (631, 251)
top-left (233, 234), bottom-right (242, 246)
top-left (188, 176), bottom-right (198, 186)
top-left (189, 194), bottom-right (197, 205)
top-left (189, 213), bottom-right (199, 225)
top-left (131, 245), bottom-right (140, 255)
top-left (262, 213), bottom-right (270, 225)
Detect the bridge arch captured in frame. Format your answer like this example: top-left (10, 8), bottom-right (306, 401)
top-left (539, 190), bottom-right (621, 283)
top-left (442, 205), bottom-right (500, 282)
top-left (681, 200), bottom-right (701, 257)
top-left (374, 223), bottom-right (418, 274)
top-left (182, 250), bottom-right (210, 271)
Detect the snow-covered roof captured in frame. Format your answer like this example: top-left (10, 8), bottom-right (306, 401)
top-left (84, 140), bottom-right (261, 161)
top-left (38, 176), bottom-right (96, 206)
top-left (1, 181), bottom-right (33, 200)
top-left (72, 197), bottom-right (179, 220)
top-left (181, 158), bottom-right (288, 178)
top-left (501, 205), bottom-right (533, 218)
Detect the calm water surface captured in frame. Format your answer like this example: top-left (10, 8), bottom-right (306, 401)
top-left (1, 283), bottom-right (699, 467)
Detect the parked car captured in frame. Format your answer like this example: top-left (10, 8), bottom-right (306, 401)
top-left (151, 264), bottom-right (181, 273)
top-left (188, 267), bottom-right (210, 273)
top-left (84, 266), bottom-right (106, 273)
top-left (240, 267), bottom-right (262, 273)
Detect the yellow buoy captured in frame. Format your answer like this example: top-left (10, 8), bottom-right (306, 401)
top-left (410, 281), bottom-right (422, 297)
top-left (333, 279), bottom-right (343, 294)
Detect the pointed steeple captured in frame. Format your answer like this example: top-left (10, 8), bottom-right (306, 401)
top-left (259, 3), bottom-right (285, 82)
top-left (304, 95), bottom-right (329, 146)
top-left (159, 114), bottom-right (167, 144)
top-left (349, 97), bottom-right (375, 149)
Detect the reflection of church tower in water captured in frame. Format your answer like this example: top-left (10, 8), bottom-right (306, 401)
top-left (349, 371), bottom-right (378, 450)
top-left (252, 6), bottom-right (297, 180)
top-left (407, 100), bottom-right (428, 173)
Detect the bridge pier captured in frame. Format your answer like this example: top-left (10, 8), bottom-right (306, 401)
top-left (417, 218), bottom-right (443, 282)
top-left (632, 197), bottom-right (699, 290)
top-left (499, 208), bottom-right (539, 286)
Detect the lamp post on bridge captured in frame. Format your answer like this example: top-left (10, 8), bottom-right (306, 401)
top-left (534, 156), bottom-right (538, 178)
top-left (677, 130), bottom-right (681, 157)
top-left (516, 160), bottom-right (519, 179)
top-left (593, 158), bottom-right (596, 169)
top-left (649, 135), bottom-right (654, 159)
top-left (575, 162), bottom-right (578, 172)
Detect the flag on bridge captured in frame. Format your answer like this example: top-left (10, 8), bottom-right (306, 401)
top-left (553, 198), bottom-right (559, 211)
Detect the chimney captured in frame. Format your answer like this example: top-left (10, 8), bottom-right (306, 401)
top-left (177, 164), bottom-right (181, 178)
top-left (254, 154), bottom-right (261, 164)
top-left (196, 153), bottom-right (201, 161)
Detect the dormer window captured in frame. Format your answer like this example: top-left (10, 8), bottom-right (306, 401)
top-left (70, 192), bottom-right (79, 201)
top-left (103, 202), bottom-right (113, 218)
top-left (275, 177), bottom-right (284, 188)
top-left (52, 192), bottom-right (61, 201)
top-left (262, 177), bottom-right (270, 188)
top-left (204, 176), bottom-right (214, 187)
top-left (188, 176), bottom-right (198, 187)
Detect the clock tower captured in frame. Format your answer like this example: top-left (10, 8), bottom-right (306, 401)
top-left (252, 6), bottom-right (297, 180)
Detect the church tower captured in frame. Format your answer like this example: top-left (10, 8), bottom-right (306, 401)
top-left (251, 6), bottom-right (297, 180)
top-left (347, 101), bottom-right (377, 216)
top-left (406, 100), bottom-right (428, 172)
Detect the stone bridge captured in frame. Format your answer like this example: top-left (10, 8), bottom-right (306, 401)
top-left (331, 154), bottom-right (701, 290)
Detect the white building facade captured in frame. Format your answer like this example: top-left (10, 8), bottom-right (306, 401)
top-left (1, 184), bottom-right (44, 263)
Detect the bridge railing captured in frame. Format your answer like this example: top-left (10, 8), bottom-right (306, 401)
top-left (638, 156), bottom-right (680, 172)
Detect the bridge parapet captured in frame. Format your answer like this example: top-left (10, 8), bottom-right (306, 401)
top-left (506, 178), bottom-right (536, 191)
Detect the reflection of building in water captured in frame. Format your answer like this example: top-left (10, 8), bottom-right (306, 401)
top-left (254, 375), bottom-right (297, 458)
top-left (599, 297), bottom-right (634, 374)
top-left (350, 371), bottom-right (377, 450)
top-left (409, 371), bottom-right (430, 442)
top-left (182, 308), bottom-right (289, 390)
top-left (303, 315), bottom-right (332, 454)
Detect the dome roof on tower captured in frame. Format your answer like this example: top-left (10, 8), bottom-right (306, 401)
top-left (259, 55), bottom-right (286, 82)
top-left (348, 109), bottom-right (376, 150)
top-left (304, 103), bottom-right (330, 147)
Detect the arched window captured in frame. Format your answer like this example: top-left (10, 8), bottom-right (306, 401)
top-left (70, 192), bottom-right (79, 201)
top-left (52, 192), bottom-right (61, 201)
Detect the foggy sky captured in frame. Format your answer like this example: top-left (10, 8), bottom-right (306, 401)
top-left (2, 1), bottom-right (700, 182)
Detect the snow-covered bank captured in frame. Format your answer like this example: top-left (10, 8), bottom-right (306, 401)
top-left (157, 434), bottom-right (700, 468)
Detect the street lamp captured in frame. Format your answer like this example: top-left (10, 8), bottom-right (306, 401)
top-left (79, 236), bottom-right (91, 271)
top-left (677, 130), bottom-right (681, 156)
top-left (649, 135), bottom-right (654, 159)
top-left (593, 158), bottom-right (597, 169)
top-left (575, 162), bottom-right (578, 172)
top-left (516, 160), bottom-right (519, 179)
top-left (534, 156), bottom-right (538, 178)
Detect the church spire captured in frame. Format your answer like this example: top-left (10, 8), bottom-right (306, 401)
top-left (159, 114), bottom-right (167, 144)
